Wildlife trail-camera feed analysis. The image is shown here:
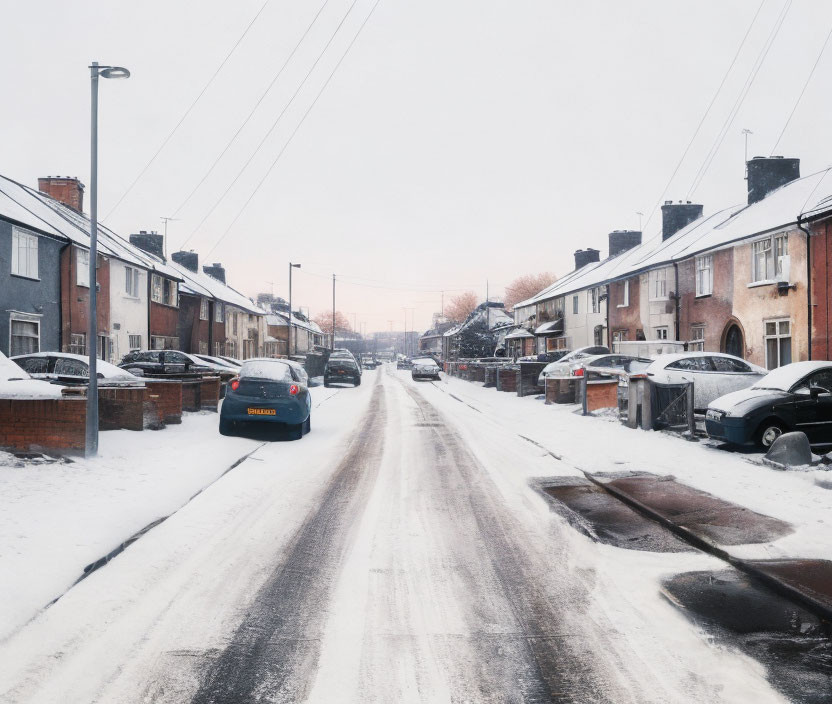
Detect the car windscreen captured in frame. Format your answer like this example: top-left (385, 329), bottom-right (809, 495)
top-left (239, 361), bottom-right (292, 381)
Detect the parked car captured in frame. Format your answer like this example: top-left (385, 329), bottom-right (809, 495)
top-left (411, 357), bottom-right (441, 381)
top-left (706, 361), bottom-right (832, 449)
top-left (537, 346), bottom-right (610, 383)
top-left (580, 354), bottom-right (653, 379)
top-left (12, 352), bottom-right (143, 386)
top-left (361, 355), bottom-right (379, 370)
top-left (217, 355), bottom-right (243, 367)
top-left (119, 349), bottom-right (216, 377)
top-left (324, 355), bottom-right (361, 387)
top-left (0, 351), bottom-right (78, 399)
top-left (220, 358), bottom-right (311, 439)
top-left (645, 352), bottom-right (766, 413)
top-left (397, 358), bottom-right (413, 370)
top-left (195, 354), bottom-right (240, 369)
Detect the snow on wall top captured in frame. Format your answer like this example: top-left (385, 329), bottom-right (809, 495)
top-left (515, 167), bottom-right (832, 308)
top-left (0, 174), bottom-right (182, 280)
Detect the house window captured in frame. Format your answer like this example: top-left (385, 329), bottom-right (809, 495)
top-left (654, 326), bottom-right (668, 340)
top-left (11, 227), bottom-right (39, 279)
top-left (199, 341), bottom-right (209, 354)
top-left (226, 340), bottom-right (238, 358)
top-left (612, 330), bottom-right (628, 347)
top-left (151, 274), bottom-right (163, 303)
top-left (10, 317), bottom-right (40, 355)
top-left (589, 288), bottom-right (601, 314)
top-left (69, 333), bottom-right (86, 355)
top-left (163, 279), bottom-right (178, 307)
top-left (764, 319), bottom-right (792, 370)
top-left (77, 248), bottom-right (90, 287)
top-left (618, 280), bottom-right (629, 308)
top-left (689, 325), bottom-right (705, 352)
top-left (214, 341), bottom-right (223, 356)
top-left (200, 299), bottom-right (209, 320)
top-left (151, 335), bottom-right (179, 350)
top-left (232, 313), bottom-right (238, 335)
top-left (752, 234), bottom-right (789, 282)
top-left (695, 255), bottom-right (712, 296)
top-left (125, 266), bottom-right (140, 297)
top-left (649, 268), bottom-right (669, 300)
top-left (593, 325), bottom-right (605, 346)
top-left (128, 334), bottom-right (141, 350)
top-left (572, 295), bottom-right (579, 315)
top-left (215, 302), bottom-right (224, 323)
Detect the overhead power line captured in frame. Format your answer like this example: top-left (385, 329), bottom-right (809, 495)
top-left (770, 21), bottom-right (832, 154)
top-left (179, 0), bottom-right (363, 252)
top-left (688, 0), bottom-right (793, 198)
top-left (639, 0), bottom-right (766, 236)
top-left (169, 0), bottom-right (333, 222)
top-left (205, 0), bottom-right (383, 257)
top-left (103, 0), bottom-right (270, 222)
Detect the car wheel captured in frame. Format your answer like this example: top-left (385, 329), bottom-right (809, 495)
top-left (324, 379), bottom-right (331, 388)
top-left (219, 418), bottom-right (234, 436)
top-left (355, 377), bottom-right (361, 386)
top-left (303, 415), bottom-right (311, 435)
top-left (288, 422), bottom-right (304, 440)
top-left (755, 420), bottom-right (786, 449)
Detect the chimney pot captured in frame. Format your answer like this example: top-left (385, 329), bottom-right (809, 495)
top-left (661, 201), bottom-right (704, 241)
top-left (129, 231), bottom-right (165, 260)
top-left (608, 229), bottom-right (642, 257)
top-left (573, 248), bottom-right (601, 270)
top-left (746, 156), bottom-right (800, 205)
top-left (172, 250), bottom-right (199, 272)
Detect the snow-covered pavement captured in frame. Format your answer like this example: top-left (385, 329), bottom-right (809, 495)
top-left (1, 366), bottom-right (827, 702)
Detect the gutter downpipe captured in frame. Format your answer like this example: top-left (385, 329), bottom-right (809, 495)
top-left (797, 214), bottom-right (812, 360)
top-left (673, 263), bottom-right (680, 342)
top-left (605, 284), bottom-right (611, 350)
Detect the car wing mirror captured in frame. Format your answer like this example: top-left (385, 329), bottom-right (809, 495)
top-left (810, 385), bottom-right (824, 399)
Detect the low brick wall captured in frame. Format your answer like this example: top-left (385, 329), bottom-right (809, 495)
top-left (496, 368), bottom-right (518, 392)
top-left (144, 380), bottom-right (183, 426)
top-left (484, 367), bottom-right (497, 388)
top-left (200, 376), bottom-right (221, 411)
top-left (586, 380), bottom-right (619, 412)
top-left (517, 362), bottom-right (546, 397)
top-left (470, 365), bottom-right (486, 382)
top-left (0, 398), bottom-right (86, 453)
top-left (99, 386), bottom-right (147, 431)
top-left (545, 378), bottom-right (577, 404)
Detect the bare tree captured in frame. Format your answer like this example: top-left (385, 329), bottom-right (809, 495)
top-left (313, 310), bottom-right (352, 335)
top-left (444, 290), bottom-right (479, 323)
top-left (504, 272), bottom-right (557, 311)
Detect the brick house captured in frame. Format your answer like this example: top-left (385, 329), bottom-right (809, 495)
top-left (168, 251), bottom-right (227, 356)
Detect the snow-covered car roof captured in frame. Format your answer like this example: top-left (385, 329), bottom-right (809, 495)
top-left (751, 361), bottom-right (832, 391)
top-left (12, 351), bottom-right (142, 380)
top-left (647, 352), bottom-right (766, 372)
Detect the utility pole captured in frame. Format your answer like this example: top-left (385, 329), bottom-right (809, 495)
top-left (441, 290), bottom-right (444, 317)
top-left (636, 211), bottom-right (643, 232)
top-left (403, 309), bottom-right (407, 356)
top-left (742, 128), bottom-right (753, 178)
top-left (160, 216), bottom-right (178, 259)
top-left (288, 262), bottom-right (300, 357)
top-left (331, 274), bottom-right (336, 351)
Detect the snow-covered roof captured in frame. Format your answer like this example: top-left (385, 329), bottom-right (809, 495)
top-left (534, 319), bottom-right (564, 335)
top-left (504, 327), bottom-right (534, 339)
top-left (445, 303), bottom-right (513, 338)
top-left (265, 312), bottom-right (323, 333)
top-left (515, 167), bottom-right (832, 307)
top-left (0, 174), bottom-right (182, 280)
top-left (166, 259), bottom-right (263, 315)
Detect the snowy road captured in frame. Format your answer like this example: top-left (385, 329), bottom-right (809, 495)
top-left (0, 366), bottom-right (788, 703)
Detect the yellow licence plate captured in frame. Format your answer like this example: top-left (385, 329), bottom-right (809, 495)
top-left (247, 408), bottom-right (276, 416)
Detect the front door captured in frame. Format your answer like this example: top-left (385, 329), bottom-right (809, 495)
top-left (723, 324), bottom-right (744, 358)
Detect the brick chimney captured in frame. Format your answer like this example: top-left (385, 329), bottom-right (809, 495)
top-left (661, 200), bottom-right (703, 241)
top-left (129, 230), bottom-right (165, 259)
top-left (747, 156), bottom-right (800, 205)
top-left (171, 250), bottom-right (198, 272)
top-left (38, 176), bottom-right (85, 212)
top-left (203, 262), bottom-right (226, 283)
top-left (608, 230), bottom-right (642, 257)
top-left (574, 248), bottom-right (600, 270)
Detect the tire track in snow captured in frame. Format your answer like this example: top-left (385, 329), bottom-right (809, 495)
top-left (395, 376), bottom-right (625, 703)
top-left (191, 377), bottom-right (386, 704)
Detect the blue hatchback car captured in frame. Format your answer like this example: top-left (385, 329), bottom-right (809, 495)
top-left (219, 358), bottom-right (311, 439)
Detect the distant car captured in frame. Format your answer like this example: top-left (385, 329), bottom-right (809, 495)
top-left (361, 356), bottom-right (379, 370)
top-left (706, 361), bottom-right (832, 449)
top-left (397, 358), bottom-right (413, 370)
top-left (411, 357), bottom-right (441, 381)
top-left (324, 356), bottom-right (361, 387)
top-left (12, 352), bottom-right (143, 386)
top-left (119, 349), bottom-right (215, 377)
top-left (645, 352), bottom-right (766, 413)
top-left (537, 346), bottom-right (610, 383)
top-left (220, 358), bottom-right (311, 439)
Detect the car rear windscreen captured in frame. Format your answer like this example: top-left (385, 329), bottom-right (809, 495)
top-left (240, 361), bottom-right (292, 381)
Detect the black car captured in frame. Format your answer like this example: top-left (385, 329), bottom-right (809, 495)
top-left (324, 356), bottom-right (361, 387)
top-left (705, 361), bottom-right (832, 448)
top-left (119, 349), bottom-right (214, 376)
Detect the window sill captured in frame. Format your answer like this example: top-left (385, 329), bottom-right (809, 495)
top-left (648, 298), bottom-right (670, 302)
top-left (747, 279), bottom-right (779, 288)
top-left (11, 273), bottom-right (40, 282)
top-left (695, 293), bottom-right (712, 299)
top-left (616, 304), bottom-right (629, 308)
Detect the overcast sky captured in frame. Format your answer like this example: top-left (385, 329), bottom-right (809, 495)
top-left (4, 0), bottom-right (832, 332)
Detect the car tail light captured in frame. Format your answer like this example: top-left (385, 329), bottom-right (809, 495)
top-left (230, 378), bottom-right (240, 391)
top-left (574, 367), bottom-right (585, 377)
top-left (289, 384), bottom-right (299, 395)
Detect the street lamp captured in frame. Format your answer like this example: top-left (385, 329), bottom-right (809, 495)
top-left (86, 61), bottom-right (130, 458)
top-left (288, 262), bottom-right (301, 356)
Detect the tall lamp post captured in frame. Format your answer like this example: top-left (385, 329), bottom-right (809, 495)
top-left (87, 61), bottom-right (130, 458)
top-left (288, 262), bottom-right (301, 357)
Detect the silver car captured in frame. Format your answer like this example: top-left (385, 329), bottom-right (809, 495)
top-left (537, 346), bottom-right (610, 384)
top-left (645, 352), bottom-right (766, 413)
top-left (411, 357), bottom-right (441, 381)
